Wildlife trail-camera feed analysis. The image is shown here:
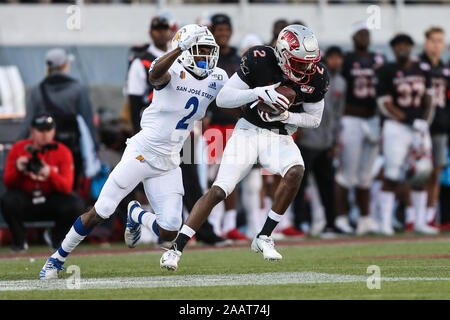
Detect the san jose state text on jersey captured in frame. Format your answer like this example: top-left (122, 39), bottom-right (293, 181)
top-left (176, 85), bottom-right (215, 101)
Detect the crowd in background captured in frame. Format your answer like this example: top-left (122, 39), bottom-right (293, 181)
top-left (1, 10), bottom-right (449, 252)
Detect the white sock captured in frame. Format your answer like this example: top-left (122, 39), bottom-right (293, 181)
top-left (180, 224), bottom-right (196, 238)
top-left (405, 207), bottom-right (415, 225)
top-left (52, 217), bottom-right (90, 262)
top-left (378, 191), bottom-right (395, 229)
top-left (426, 207), bottom-right (436, 224)
top-left (222, 209), bottom-right (237, 233)
top-left (370, 180), bottom-right (382, 219)
top-left (411, 191), bottom-right (428, 227)
top-left (131, 206), bottom-right (158, 237)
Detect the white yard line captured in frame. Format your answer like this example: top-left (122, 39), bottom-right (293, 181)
top-left (0, 272), bottom-right (449, 292)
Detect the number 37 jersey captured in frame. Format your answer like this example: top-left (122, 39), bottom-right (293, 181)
top-left (130, 60), bottom-right (228, 170)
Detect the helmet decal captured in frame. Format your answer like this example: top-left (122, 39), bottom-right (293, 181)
top-left (281, 30), bottom-right (300, 51)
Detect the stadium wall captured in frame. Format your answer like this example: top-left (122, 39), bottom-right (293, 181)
top-left (1, 3), bottom-right (449, 114)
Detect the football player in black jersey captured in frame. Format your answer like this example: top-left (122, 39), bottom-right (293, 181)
top-left (420, 27), bottom-right (450, 229)
top-left (160, 25), bottom-right (329, 270)
top-left (334, 21), bottom-right (385, 236)
top-left (376, 34), bottom-right (435, 235)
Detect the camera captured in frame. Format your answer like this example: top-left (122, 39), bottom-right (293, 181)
top-left (25, 144), bottom-right (58, 174)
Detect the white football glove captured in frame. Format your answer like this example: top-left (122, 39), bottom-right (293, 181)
top-left (258, 109), bottom-right (289, 123)
top-left (253, 82), bottom-right (290, 113)
top-left (178, 26), bottom-right (207, 51)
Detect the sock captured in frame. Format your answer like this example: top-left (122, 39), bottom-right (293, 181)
top-left (51, 216), bottom-right (92, 262)
top-left (172, 225), bottom-right (196, 252)
top-left (258, 210), bottom-right (283, 237)
top-left (222, 209), bottom-right (237, 234)
top-left (370, 180), bottom-right (382, 219)
top-left (411, 190), bottom-right (428, 227)
top-left (405, 207), bottom-right (415, 225)
top-left (131, 205), bottom-right (159, 237)
top-left (426, 207), bottom-right (436, 224)
top-left (378, 191), bottom-right (395, 230)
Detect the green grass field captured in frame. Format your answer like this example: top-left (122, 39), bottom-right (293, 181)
top-left (0, 234), bottom-right (449, 300)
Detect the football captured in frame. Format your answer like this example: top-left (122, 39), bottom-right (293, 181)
top-left (256, 85), bottom-right (296, 115)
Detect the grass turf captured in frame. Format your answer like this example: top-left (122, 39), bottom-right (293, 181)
top-left (0, 236), bottom-right (449, 299)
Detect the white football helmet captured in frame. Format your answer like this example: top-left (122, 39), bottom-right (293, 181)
top-left (274, 25), bottom-right (321, 84)
top-left (172, 24), bottom-right (219, 78)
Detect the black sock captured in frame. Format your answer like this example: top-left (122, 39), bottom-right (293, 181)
top-left (171, 233), bottom-right (191, 252)
top-left (258, 217), bottom-right (279, 237)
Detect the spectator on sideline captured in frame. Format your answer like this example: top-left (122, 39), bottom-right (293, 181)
top-left (267, 19), bottom-right (288, 47)
top-left (294, 46), bottom-right (346, 236)
top-left (126, 16), bottom-right (172, 134)
top-left (1, 114), bottom-right (83, 252)
top-left (20, 48), bottom-right (99, 190)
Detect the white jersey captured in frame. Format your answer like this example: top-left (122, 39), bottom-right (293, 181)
top-left (129, 60), bottom-right (228, 170)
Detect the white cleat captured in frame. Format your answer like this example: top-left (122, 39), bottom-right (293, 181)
top-left (414, 224), bottom-right (439, 235)
top-left (378, 224), bottom-right (395, 236)
top-left (160, 248), bottom-right (182, 271)
top-left (335, 216), bottom-right (354, 234)
top-left (124, 201), bottom-right (142, 248)
top-left (356, 216), bottom-right (378, 236)
top-left (251, 235), bottom-right (282, 261)
top-left (39, 257), bottom-right (64, 280)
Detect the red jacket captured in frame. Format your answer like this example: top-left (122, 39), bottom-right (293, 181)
top-left (3, 139), bottom-right (74, 195)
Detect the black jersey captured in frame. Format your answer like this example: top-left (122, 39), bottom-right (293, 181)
top-left (418, 53), bottom-right (450, 134)
top-left (342, 52), bottom-right (385, 111)
top-left (237, 45), bottom-right (329, 135)
top-left (376, 61), bottom-right (432, 125)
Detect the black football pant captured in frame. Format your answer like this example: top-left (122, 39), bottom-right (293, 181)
top-left (1, 189), bottom-right (84, 248)
top-left (294, 146), bottom-right (337, 230)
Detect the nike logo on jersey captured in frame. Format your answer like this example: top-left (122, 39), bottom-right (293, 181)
top-left (136, 155), bottom-right (145, 162)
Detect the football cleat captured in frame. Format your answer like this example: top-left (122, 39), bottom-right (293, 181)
top-left (251, 235), bottom-right (282, 261)
top-left (414, 224), bottom-right (439, 235)
top-left (224, 228), bottom-right (249, 241)
top-left (379, 225), bottom-right (395, 236)
top-left (335, 216), bottom-right (355, 234)
top-left (160, 247), bottom-right (182, 271)
top-left (356, 216), bottom-right (378, 236)
top-left (39, 257), bottom-right (65, 280)
top-left (124, 200), bottom-right (142, 248)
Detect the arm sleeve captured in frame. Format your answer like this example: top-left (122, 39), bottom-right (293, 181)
top-left (375, 66), bottom-right (393, 97)
top-left (216, 73), bottom-right (258, 109)
top-left (127, 59), bottom-right (148, 96)
top-left (333, 80), bottom-right (346, 143)
top-left (49, 146), bottom-right (74, 194)
top-left (283, 99), bottom-right (325, 128)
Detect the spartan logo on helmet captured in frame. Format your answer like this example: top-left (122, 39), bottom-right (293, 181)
top-left (280, 30), bottom-right (300, 51)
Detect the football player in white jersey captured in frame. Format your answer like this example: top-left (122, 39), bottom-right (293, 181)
top-left (39, 24), bottom-right (229, 279)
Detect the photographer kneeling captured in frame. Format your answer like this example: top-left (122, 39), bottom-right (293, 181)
top-left (1, 114), bottom-right (84, 251)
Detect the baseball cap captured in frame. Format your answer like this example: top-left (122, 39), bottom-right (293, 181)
top-left (45, 48), bottom-right (74, 68)
top-left (390, 34), bottom-right (415, 47)
top-left (31, 113), bottom-right (56, 131)
top-left (150, 16), bottom-right (170, 30)
top-left (210, 13), bottom-right (232, 30)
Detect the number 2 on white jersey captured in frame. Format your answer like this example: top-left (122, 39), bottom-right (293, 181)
top-left (176, 96), bottom-right (199, 129)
